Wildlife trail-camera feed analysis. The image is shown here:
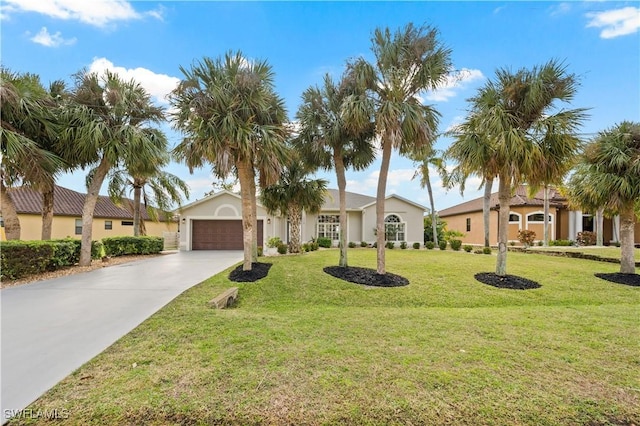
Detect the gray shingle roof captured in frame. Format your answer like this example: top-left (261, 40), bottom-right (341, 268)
top-left (322, 189), bottom-right (376, 210)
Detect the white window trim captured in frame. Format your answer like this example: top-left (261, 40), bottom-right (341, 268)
top-left (508, 211), bottom-right (522, 226)
top-left (317, 214), bottom-right (341, 241)
top-left (384, 214), bottom-right (406, 242)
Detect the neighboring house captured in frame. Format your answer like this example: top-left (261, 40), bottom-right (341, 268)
top-left (0, 185), bottom-right (177, 241)
top-left (176, 189), bottom-right (426, 251)
top-left (438, 185), bottom-right (639, 245)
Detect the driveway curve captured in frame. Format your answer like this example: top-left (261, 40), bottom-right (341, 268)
top-left (1, 250), bottom-right (242, 423)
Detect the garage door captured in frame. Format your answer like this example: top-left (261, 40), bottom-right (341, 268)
top-left (191, 220), bottom-right (263, 250)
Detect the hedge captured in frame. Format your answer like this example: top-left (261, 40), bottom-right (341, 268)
top-left (102, 236), bottom-right (163, 256)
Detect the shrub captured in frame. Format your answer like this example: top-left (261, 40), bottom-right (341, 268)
top-left (257, 246), bottom-right (264, 257)
top-left (385, 241), bottom-right (395, 249)
top-left (509, 241), bottom-right (516, 246)
top-left (483, 247), bottom-right (492, 255)
top-left (474, 249), bottom-right (484, 254)
top-left (309, 242), bottom-right (319, 251)
top-left (267, 237), bottom-right (282, 248)
top-left (372, 242), bottom-right (377, 248)
top-left (412, 242), bottom-right (421, 249)
top-left (576, 231), bottom-right (597, 246)
top-left (517, 229), bottom-right (536, 247)
top-left (102, 236), bottom-right (163, 256)
top-left (425, 241), bottom-right (435, 250)
top-left (277, 243), bottom-right (288, 255)
top-left (317, 237), bottom-right (332, 248)
top-left (438, 240), bottom-right (447, 250)
top-left (400, 242), bottom-right (408, 250)
top-left (463, 245), bottom-right (472, 253)
top-left (348, 241), bottom-right (356, 248)
top-left (302, 243), bottom-right (310, 252)
top-left (360, 241), bottom-right (368, 247)
top-left (450, 239), bottom-right (462, 251)
top-left (537, 241), bottom-right (544, 246)
top-left (550, 239), bottom-right (573, 246)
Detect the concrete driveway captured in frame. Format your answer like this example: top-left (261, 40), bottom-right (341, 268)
top-left (1, 250), bottom-right (242, 423)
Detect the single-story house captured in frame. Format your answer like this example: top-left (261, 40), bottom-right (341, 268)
top-left (438, 185), bottom-right (639, 245)
top-left (176, 189), bottom-right (426, 250)
top-left (1, 185), bottom-right (177, 241)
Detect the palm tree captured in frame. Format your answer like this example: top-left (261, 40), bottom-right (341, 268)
top-left (295, 72), bottom-right (375, 267)
top-left (0, 68), bottom-right (61, 240)
top-left (411, 147), bottom-right (446, 246)
top-left (567, 121), bottom-right (640, 274)
top-left (170, 52), bottom-right (289, 271)
top-left (463, 60), bottom-right (586, 276)
top-left (260, 159), bottom-right (328, 254)
top-left (59, 70), bottom-right (166, 265)
top-left (345, 23), bottom-right (452, 274)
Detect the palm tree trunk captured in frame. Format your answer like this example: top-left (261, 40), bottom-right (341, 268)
top-left (596, 207), bottom-right (604, 246)
top-left (288, 204), bottom-right (302, 254)
top-left (376, 135), bottom-right (393, 275)
top-left (334, 152), bottom-right (348, 267)
top-left (1, 180), bottom-right (21, 240)
top-left (79, 156), bottom-right (110, 266)
top-left (424, 167), bottom-right (438, 247)
top-left (250, 172), bottom-right (258, 263)
top-left (41, 176), bottom-right (55, 240)
top-left (495, 175), bottom-right (511, 276)
top-left (543, 185), bottom-right (550, 246)
top-left (237, 160), bottom-right (254, 271)
top-left (619, 205), bottom-right (636, 274)
top-left (132, 183), bottom-right (142, 237)
top-left (483, 177), bottom-right (493, 248)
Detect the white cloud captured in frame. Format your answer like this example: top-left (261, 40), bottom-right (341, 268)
top-left (549, 2), bottom-right (572, 17)
top-left (88, 57), bottom-right (179, 105)
top-left (1, 0), bottom-right (163, 27)
top-left (423, 68), bottom-right (485, 102)
top-left (29, 27), bottom-right (76, 47)
top-left (586, 7), bottom-right (640, 39)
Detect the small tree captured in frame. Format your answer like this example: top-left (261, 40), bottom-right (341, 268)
top-left (517, 229), bottom-right (536, 248)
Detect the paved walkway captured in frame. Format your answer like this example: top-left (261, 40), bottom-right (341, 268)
top-left (1, 251), bottom-right (243, 423)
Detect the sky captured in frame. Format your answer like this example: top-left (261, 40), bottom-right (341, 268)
top-left (1, 0), bottom-right (639, 212)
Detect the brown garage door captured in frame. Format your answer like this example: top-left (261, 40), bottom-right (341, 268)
top-left (191, 220), bottom-right (263, 250)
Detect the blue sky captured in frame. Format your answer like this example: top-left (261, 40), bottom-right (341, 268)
top-left (2, 1), bottom-right (639, 212)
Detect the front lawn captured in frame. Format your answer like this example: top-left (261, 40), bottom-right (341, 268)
top-left (15, 250), bottom-right (640, 425)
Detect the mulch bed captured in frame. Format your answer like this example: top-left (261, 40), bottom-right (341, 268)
top-left (323, 266), bottom-right (409, 287)
top-left (474, 272), bottom-right (541, 290)
top-left (594, 273), bottom-right (640, 287)
top-left (229, 262), bottom-right (272, 282)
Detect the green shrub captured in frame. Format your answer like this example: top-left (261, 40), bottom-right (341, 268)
top-left (277, 243), bottom-right (288, 255)
top-left (102, 236), bottom-right (163, 256)
top-left (372, 242), bottom-right (377, 248)
top-left (257, 246), bottom-right (264, 257)
top-left (385, 241), bottom-right (395, 249)
top-left (317, 237), bottom-right (332, 248)
top-left (412, 242), bottom-right (421, 249)
top-left (309, 241), bottom-right (319, 251)
top-left (537, 241), bottom-right (544, 246)
top-left (450, 239), bottom-right (462, 251)
top-left (463, 245), bottom-right (472, 253)
top-left (550, 239), bottom-right (573, 246)
top-left (438, 240), bottom-right (447, 250)
top-left (302, 243), bottom-right (310, 252)
top-left (425, 241), bottom-right (435, 250)
top-left (400, 242), bottom-right (408, 250)
top-left (483, 247), bottom-right (492, 255)
top-left (348, 241), bottom-right (356, 248)
top-left (576, 231), bottom-right (597, 246)
top-left (360, 241), bottom-right (368, 248)
top-left (474, 249), bottom-right (484, 254)
top-left (509, 241), bottom-right (516, 246)
top-left (267, 237), bottom-right (282, 248)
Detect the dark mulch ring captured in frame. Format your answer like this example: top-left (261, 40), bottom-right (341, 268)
top-left (229, 262), bottom-right (273, 282)
top-left (323, 266), bottom-right (409, 287)
top-left (594, 273), bottom-right (640, 287)
top-left (474, 272), bottom-right (541, 290)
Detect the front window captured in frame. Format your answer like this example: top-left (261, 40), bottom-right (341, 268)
top-left (75, 219), bottom-right (82, 235)
top-left (384, 214), bottom-right (405, 242)
top-left (509, 213), bottom-right (521, 223)
top-left (527, 213), bottom-right (552, 223)
top-left (317, 215), bottom-right (340, 240)
top-left (466, 218), bottom-right (471, 232)
top-left (105, 220), bottom-right (113, 230)
top-left (582, 214), bottom-right (594, 232)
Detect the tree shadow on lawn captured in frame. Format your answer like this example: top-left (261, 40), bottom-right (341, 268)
top-left (594, 273), bottom-right (640, 287)
top-left (324, 266), bottom-right (409, 287)
top-left (229, 262), bottom-right (272, 282)
top-left (474, 272), bottom-right (541, 290)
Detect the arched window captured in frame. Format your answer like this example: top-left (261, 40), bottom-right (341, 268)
top-left (509, 212), bottom-right (522, 224)
top-left (384, 214), bottom-right (405, 242)
top-left (527, 212), bottom-right (552, 223)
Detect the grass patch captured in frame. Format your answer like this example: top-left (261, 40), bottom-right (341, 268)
top-left (532, 245), bottom-right (640, 260)
top-left (14, 250), bottom-right (640, 425)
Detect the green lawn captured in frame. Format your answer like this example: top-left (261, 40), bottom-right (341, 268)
top-left (530, 245), bottom-right (640, 260)
top-left (15, 249), bottom-right (640, 425)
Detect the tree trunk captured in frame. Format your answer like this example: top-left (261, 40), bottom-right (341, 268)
top-left (1, 180), bottom-right (21, 240)
top-left (334, 152), bottom-right (348, 267)
top-left (376, 135), bottom-right (393, 275)
top-left (288, 203), bottom-right (302, 254)
top-left (41, 176), bottom-right (55, 240)
top-left (495, 175), bottom-right (511, 276)
top-left (543, 185), bottom-right (550, 246)
top-left (79, 156), bottom-right (110, 266)
top-left (483, 177), bottom-right (493, 248)
top-left (237, 160), bottom-right (254, 271)
top-left (132, 183), bottom-right (142, 237)
top-left (619, 205), bottom-right (636, 274)
top-left (425, 166), bottom-right (438, 247)
top-left (250, 171), bottom-right (258, 263)
top-left (596, 207), bottom-right (604, 247)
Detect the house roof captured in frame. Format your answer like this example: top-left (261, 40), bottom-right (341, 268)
top-left (7, 185), bottom-right (170, 221)
top-left (438, 185), bottom-right (566, 217)
top-left (322, 189), bottom-right (376, 210)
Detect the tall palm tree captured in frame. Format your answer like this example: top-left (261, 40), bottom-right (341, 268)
top-left (295, 72), bottom-right (375, 267)
top-left (59, 70), bottom-right (166, 265)
top-left (464, 60), bottom-right (586, 276)
top-left (260, 160), bottom-right (328, 254)
top-left (170, 52), bottom-right (289, 271)
top-left (345, 23), bottom-right (452, 274)
top-left (411, 147), bottom-right (446, 246)
top-left (567, 121), bottom-right (640, 274)
top-left (0, 68), bottom-right (61, 240)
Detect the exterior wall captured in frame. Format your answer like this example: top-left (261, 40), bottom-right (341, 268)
top-left (302, 210), bottom-right (363, 246)
top-left (348, 211), bottom-right (362, 243)
top-left (361, 198), bottom-right (424, 245)
top-left (441, 210), bottom-right (498, 245)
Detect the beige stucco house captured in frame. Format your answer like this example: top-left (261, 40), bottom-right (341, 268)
top-left (176, 189), bottom-right (427, 250)
top-left (438, 185), bottom-right (639, 245)
top-left (1, 185), bottom-right (177, 241)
